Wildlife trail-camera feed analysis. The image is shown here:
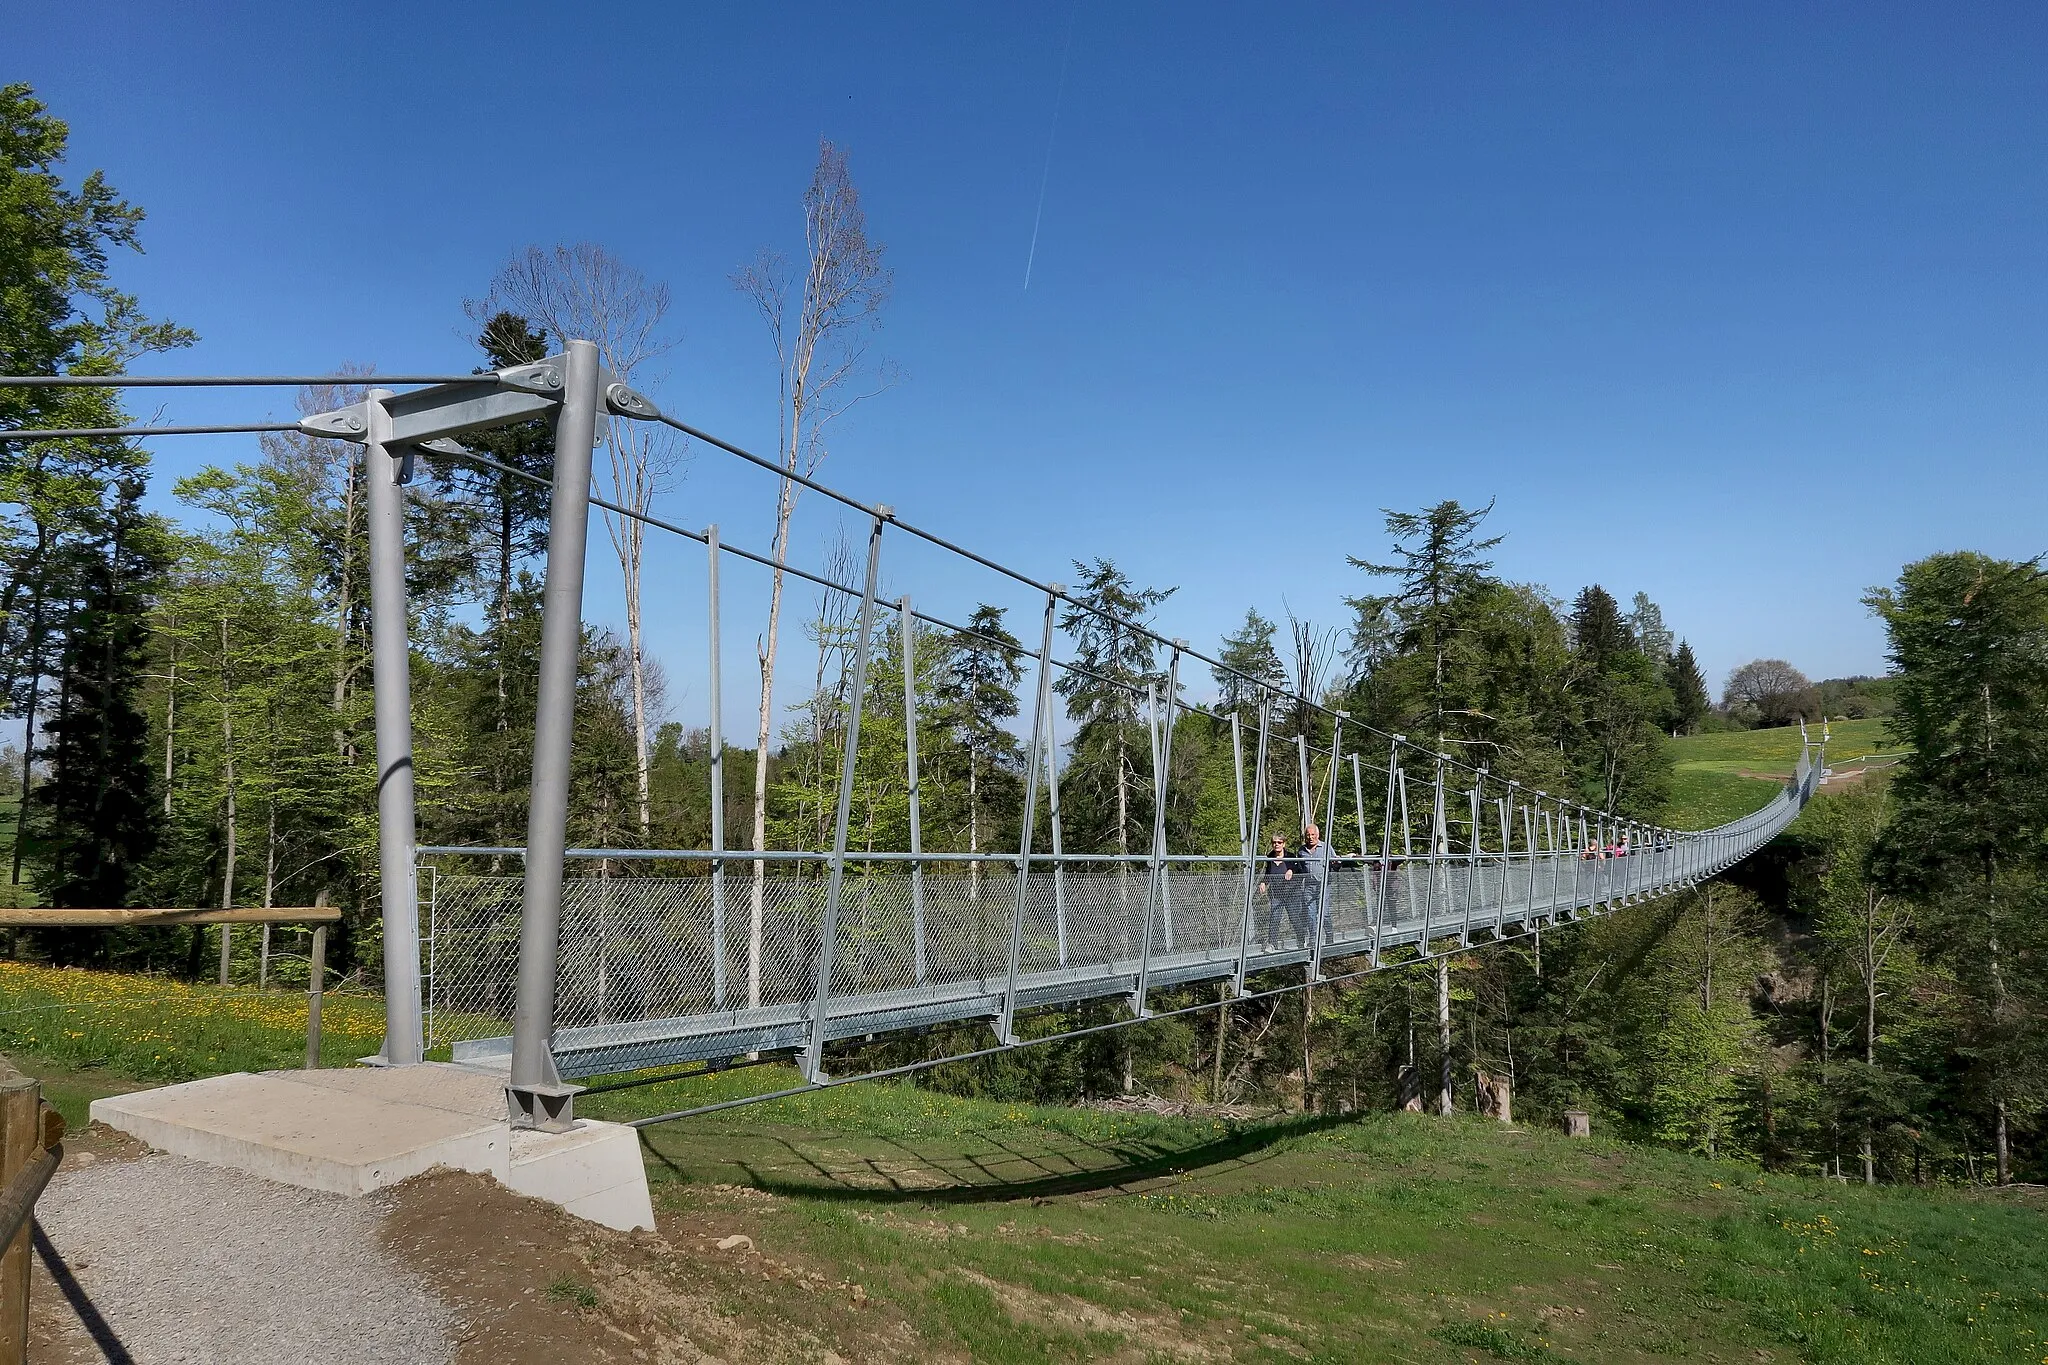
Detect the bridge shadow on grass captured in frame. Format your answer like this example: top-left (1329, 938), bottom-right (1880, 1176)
top-left (641, 1110), bottom-right (1358, 1206)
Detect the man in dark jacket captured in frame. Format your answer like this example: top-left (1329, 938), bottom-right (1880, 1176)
top-left (1297, 822), bottom-right (1327, 947)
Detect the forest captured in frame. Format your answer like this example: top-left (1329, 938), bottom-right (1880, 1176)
top-left (5, 80), bottom-right (2045, 1187)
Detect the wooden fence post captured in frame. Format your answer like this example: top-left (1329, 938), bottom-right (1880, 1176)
top-left (0, 1063), bottom-right (42, 1361)
top-left (306, 890), bottom-right (329, 1070)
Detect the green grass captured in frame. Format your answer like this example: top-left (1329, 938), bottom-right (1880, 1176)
top-left (545, 1275), bottom-right (601, 1310)
top-left (1662, 766), bottom-right (1783, 830)
top-left (1662, 719), bottom-right (1903, 830)
top-left (581, 1065), bottom-right (2048, 1364)
top-left (1670, 718), bottom-right (1897, 772)
top-left (0, 959), bottom-right (388, 1083)
top-left (0, 961), bottom-right (2039, 1361)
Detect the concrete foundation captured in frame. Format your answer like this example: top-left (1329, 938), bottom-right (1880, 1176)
top-left (88, 1064), bottom-right (654, 1232)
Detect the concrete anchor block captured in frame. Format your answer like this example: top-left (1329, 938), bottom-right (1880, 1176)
top-left (89, 1063), bottom-right (653, 1231)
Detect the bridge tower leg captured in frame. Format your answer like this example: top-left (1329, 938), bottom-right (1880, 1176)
top-left (365, 387), bottom-right (424, 1066)
top-left (507, 340), bottom-right (602, 1131)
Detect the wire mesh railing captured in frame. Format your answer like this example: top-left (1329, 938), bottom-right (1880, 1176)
top-left (421, 746), bottom-right (1816, 1079)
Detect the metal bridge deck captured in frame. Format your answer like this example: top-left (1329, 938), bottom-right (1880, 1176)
top-left (432, 762), bottom-right (1816, 1081)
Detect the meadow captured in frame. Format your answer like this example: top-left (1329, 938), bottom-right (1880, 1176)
top-left (0, 958), bottom-right (387, 1092)
top-left (1662, 718), bottom-right (1898, 830)
top-left (0, 956), bottom-right (2040, 1360)
top-left (573, 1066), bottom-right (2048, 1364)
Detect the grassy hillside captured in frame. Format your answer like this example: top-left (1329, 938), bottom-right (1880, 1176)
top-left (8, 965), bottom-right (2046, 1361)
top-left (1663, 719), bottom-right (1900, 830)
top-left (575, 1069), bottom-right (2048, 1364)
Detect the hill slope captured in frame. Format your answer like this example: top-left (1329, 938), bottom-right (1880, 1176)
top-left (571, 1069), bottom-right (2048, 1364)
top-left (1663, 718), bottom-right (1898, 830)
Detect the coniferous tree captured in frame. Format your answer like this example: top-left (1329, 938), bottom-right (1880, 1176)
top-left (1347, 500), bottom-right (1503, 746)
top-left (935, 606), bottom-right (1024, 877)
top-left (29, 476), bottom-right (166, 918)
top-left (1569, 585), bottom-right (1632, 665)
top-left (435, 314), bottom-right (554, 846)
top-left (1056, 559), bottom-right (1174, 856)
top-left (1627, 592), bottom-right (1674, 661)
top-left (1570, 586), bottom-right (1671, 814)
top-left (1214, 608), bottom-right (1284, 715)
top-left (3, 84), bottom-right (190, 890)
top-left (1667, 640), bottom-right (1710, 736)
top-left (1866, 552), bottom-right (2048, 1182)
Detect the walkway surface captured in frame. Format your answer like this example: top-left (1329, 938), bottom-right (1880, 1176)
top-left (27, 1122), bottom-right (877, 1365)
top-left (33, 1148), bottom-right (456, 1363)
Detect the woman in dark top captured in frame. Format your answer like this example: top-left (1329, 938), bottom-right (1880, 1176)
top-left (1259, 834), bottom-right (1300, 948)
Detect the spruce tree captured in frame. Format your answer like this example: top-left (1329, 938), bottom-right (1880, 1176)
top-left (1570, 585), bottom-right (1670, 813)
top-left (1213, 608), bottom-right (1284, 714)
top-left (31, 476), bottom-right (167, 916)
top-left (1667, 640), bottom-right (1710, 735)
top-left (1348, 500), bottom-right (1502, 744)
top-left (1569, 585), bottom-right (1632, 667)
top-left (1055, 559), bottom-right (1174, 855)
top-left (936, 606), bottom-right (1024, 868)
top-left (1866, 551), bottom-right (2048, 1182)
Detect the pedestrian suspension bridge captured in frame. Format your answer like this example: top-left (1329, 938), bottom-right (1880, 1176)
top-left (0, 345), bottom-right (1823, 1131)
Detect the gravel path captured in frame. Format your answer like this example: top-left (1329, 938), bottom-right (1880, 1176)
top-left (36, 1153), bottom-right (456, 1364)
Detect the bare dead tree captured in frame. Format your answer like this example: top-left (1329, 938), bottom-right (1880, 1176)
top-left (470, 245), bottom-right (683, 838)
top-left (1283, 608), bottom-right (1339, 738)
top-left (260, 375), bottom-right (373, 762)
top-left (732, 140), bottom-right (894, 1006)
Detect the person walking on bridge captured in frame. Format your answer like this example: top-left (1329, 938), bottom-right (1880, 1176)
top-left (1297, 823), bottom-right (1328, 949)
top-left (1258, 834), bottom-right (1299, 948)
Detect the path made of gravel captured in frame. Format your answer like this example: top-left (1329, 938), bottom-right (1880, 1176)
top-left (34, 1152), bottom-right (457, 1364)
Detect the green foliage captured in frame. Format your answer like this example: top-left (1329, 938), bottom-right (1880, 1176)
top-left (1633, 888), bottom-right (1768, 1155)
top-left (1570, 585), bottom-right (1673, 815)
top-left (1667, 639), bottom-right (1710, 734)
top-left (2, 82), bottom-right (191, 908)
top-left (1213, 607), bottom-right (1284, 714)
top-left (27, 476), bottom-right (169, 917)
top-left (1347, 497), bottom-right (1504, 745)
top-left (1055, 559), bottom-right (1174, 855)
top-left (0, 82), bottom-right (191, 430)
top-left (1864, 551), bottom-right (2048, 1179)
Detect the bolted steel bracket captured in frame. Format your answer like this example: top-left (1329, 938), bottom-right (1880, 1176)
top-left (605, 382), bottom-right (660, 420)
top-left (507, 1080), bottom-right (581, 1133)
top-left (497, 361), bottom-right (565, 396)
top-left (300, 404), bottom-right (371, 442)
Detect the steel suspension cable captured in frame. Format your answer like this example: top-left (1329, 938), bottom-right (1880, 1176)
top-left (0, 422), bottom-right (305, 441)
top-left (0, 374), bottom-right (490, 387)
top-left (652, 410), bottom-right (1535, 797)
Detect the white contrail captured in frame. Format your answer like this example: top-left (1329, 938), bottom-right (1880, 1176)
top-left (1023, 5), bottom-right (1080, 292)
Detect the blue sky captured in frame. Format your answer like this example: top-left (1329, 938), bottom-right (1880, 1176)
top-left (17, 1), bottom-right (2048, 726)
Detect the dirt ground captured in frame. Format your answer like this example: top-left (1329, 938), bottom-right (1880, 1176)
top-left (29, 1122), bottom-right (938, 1365)
top-left (383, 1168), bottom-right (939, 1365)
top-left (28, 1122), bottom-right (148, 1365)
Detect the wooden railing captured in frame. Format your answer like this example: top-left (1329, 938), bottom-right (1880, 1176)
top-left (0, 1060), bottom-right (63, 1363)
top-left (0, 897), bottom-right (342, 1069)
